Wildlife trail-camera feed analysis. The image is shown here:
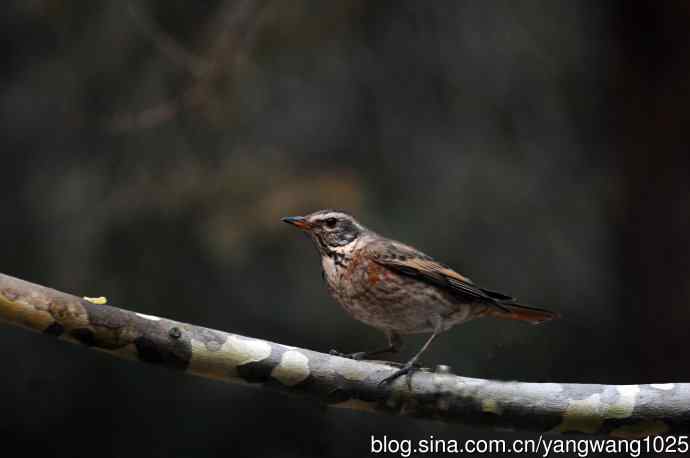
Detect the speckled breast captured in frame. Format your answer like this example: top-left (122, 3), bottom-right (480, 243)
top-left (323, 252), bottom-right (482, 334)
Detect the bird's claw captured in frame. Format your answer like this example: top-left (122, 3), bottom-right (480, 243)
top-left (378, 364), bottom-right (416, 387)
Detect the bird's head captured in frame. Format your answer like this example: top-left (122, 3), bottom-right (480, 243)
top-left (282, 209), bottom-right (366, 255)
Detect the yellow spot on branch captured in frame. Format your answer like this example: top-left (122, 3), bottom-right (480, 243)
top-left (83, 296), bottom-right (107, 304)
top-left (482, 399), bottom-right (503, 415)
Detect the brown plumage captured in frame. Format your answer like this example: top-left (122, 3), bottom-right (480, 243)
top-left (283, 209), bottom-right (558, 384)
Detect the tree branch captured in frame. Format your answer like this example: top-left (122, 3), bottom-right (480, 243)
top-left (0, 272), bottom-right (686, 438)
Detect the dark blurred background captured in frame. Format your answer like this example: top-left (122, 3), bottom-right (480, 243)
top-left (1, 1), bottom-right (689, 456)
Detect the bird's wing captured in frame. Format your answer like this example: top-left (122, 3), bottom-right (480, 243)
top-left (369, 240), bottom-right (513, 310)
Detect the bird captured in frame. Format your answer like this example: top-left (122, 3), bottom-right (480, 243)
top-left (282, 209), bottom-right (558, 385)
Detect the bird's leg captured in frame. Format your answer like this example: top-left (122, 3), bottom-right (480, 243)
top-left (378, 318), bottom-right (442, 386)
top-left (330, 331), bottom-right (402, 361)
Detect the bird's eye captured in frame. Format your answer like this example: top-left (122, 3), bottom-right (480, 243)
top-left (324, 218), bottom-right (337, 228)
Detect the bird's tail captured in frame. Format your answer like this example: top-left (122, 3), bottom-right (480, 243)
top-left (489, 303), bottom-right (559, 324)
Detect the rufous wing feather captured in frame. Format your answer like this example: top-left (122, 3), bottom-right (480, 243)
top-left (370, 241), bottom-right (559, 321)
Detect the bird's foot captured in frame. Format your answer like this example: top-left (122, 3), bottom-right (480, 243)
top-left (378, 360), bottom-right (425, 370)
top-left (378, 363), bottom-right (417, 387)
top-left (329, 349), bottom-right (368, 360)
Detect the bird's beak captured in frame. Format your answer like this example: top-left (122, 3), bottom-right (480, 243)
top-left (281, 215), bottom-right (312, 230)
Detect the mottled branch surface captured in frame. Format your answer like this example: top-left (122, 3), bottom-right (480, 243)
top-left (0, 273), bottom-right (687, 437)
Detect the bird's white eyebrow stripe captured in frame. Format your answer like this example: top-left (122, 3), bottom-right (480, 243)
top-left (316, 212), bottom-right (344, 221)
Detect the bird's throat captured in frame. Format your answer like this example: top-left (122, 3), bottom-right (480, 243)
top-left (319, 241), bottom-right (357, 284)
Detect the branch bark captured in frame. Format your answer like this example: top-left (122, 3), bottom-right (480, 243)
top-left (0, 272), bottom-right (687, 438)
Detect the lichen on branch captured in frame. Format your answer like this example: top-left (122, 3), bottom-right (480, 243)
top-left (0, 273), bottom-right (687, 437)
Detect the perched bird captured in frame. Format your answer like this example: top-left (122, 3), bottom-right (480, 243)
top-left (282, 209), bottom-right (558, 384)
